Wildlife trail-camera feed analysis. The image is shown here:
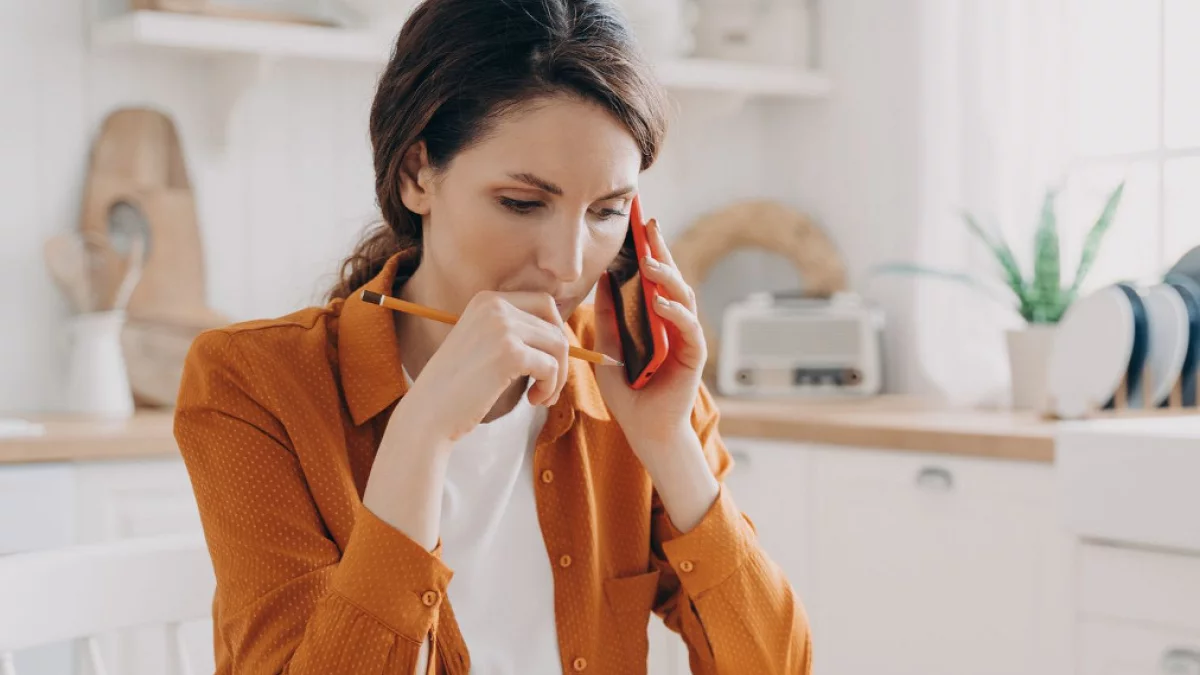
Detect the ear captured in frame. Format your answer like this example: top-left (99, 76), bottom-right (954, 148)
top-left (398, 140), bottom-right (434, 215)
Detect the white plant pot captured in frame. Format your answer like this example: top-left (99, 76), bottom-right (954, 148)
top-left (1006, 324), bottom-right (1058, 411)
top-left (65, 311), bottom-right (134, 418)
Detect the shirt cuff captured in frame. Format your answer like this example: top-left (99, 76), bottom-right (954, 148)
top-left (331, 503), bottom-right (454, 642)
top-left (659, 485), bottom-right (755, 597)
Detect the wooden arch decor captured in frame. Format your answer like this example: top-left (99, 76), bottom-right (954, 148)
top-left (670, 200), bottom-right (848, 383)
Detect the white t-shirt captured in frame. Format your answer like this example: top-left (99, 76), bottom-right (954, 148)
top-left (406, 370), bottom-right (560, 674)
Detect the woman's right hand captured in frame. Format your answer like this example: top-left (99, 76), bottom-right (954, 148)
top-left (392, 291), bottom-right (570, 444)
top-left (365, 291), bottom-right (568, 548)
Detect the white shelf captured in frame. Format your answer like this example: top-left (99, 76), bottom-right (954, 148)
top-left (91, 11), bottom-right (831, 100)
top-left (91, 10), bottom-right (392, 64)
top-left (655, 58), bottom-right (830, 99)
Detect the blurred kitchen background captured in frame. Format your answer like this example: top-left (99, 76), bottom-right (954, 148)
top-left (3, 0), bottom-right (1200, 674)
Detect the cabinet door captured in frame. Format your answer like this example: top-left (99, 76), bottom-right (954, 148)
top-left (809, 448), bottom-right (1072, 675)
top-left (721, 437), bottom-right (812, 597)
top-left (74, 459), bottom-right (211, 675)
top-left (649, 438), bottom-right (813, 675)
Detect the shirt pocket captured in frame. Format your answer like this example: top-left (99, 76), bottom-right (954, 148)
top-left (602, 569), bottom-right (661, 673)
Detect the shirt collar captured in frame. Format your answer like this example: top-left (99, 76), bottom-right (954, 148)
top-left (337, 250), bottom-right (611, 428)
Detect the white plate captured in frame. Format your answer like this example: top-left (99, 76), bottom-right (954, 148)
top-left (1142, 284), bottom-right (1191, 406)
top-left (1049, 286), bottom-right (1134, 419)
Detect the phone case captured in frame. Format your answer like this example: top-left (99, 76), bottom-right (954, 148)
top-left (625, 196), bottom-right (670, 390)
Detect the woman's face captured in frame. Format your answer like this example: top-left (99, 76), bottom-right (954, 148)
top-left (401, 95), bottom-right (642, 318)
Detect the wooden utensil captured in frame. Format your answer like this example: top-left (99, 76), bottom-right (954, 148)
top-left (44, 234), bottom-right (94, 313)
top-left (112, 235), bottom-right (147, 312)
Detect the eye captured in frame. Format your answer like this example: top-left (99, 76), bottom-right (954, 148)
top-left (499, 197), bottom-right (543, 214)
top-left (592, 203), bottom-right (629, 221)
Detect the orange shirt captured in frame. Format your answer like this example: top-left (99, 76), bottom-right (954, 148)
top-left (174, 251), bottom-right (811, 675)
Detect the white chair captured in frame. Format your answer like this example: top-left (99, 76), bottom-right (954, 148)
top-left (0, 534), bottom-right (215, 675)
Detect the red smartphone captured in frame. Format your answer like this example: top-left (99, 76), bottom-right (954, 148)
top-left (606, 195), bottom-right (670, 389)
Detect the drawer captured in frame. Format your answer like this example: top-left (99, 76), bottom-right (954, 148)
top-left (1059, 417), bottom-right (1200, 554)
top-left (75, 459), bottom-right (201, 542)
top-left (1080, 544), bottom-right (1200, 633)
top-left (0, 464), bottom-right (75, 554)
top-left (1080, 618), bottom-right (1200, 675)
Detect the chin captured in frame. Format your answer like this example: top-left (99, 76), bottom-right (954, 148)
top-left (557, 299), bottom-right (580, 320)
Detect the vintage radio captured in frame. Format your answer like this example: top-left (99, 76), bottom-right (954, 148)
top-left (717, 291), bottom-right (884, 397)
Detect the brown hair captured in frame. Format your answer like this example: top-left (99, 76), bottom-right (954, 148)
top-left (327, 0), bottom-right (670, 301)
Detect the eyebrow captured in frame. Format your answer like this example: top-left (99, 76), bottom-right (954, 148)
top-left (506, 172), bottom-right (636, 201)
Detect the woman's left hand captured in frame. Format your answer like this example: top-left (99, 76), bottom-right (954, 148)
top-left (593, 218), bottom-right (707, 465)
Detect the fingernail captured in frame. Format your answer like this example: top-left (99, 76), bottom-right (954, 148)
top-left (656, 295), bottom-right (669, 307)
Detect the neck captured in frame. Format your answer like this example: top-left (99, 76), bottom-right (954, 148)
top-left (395, 263), bottom-right (526, 423)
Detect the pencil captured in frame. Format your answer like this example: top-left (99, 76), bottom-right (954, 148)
top-left (360, 290), bottom-right (624, 367)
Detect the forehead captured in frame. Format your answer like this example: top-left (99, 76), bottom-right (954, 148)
top-left (449, 96), bottom-right (643, 191)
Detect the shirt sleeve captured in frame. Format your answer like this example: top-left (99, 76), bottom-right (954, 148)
top-left (650, 384), bottom-right (813, 675)
top-left (175, 330), bottom-right (452, 674)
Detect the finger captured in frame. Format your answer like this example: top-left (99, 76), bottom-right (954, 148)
top-left (645, 219), bottom-right (677, 268)
top-left (651, 295), bottom-right (706, 370)
top-left (641, 255), bottom-right (697, 312)
top-left (510, 308), bottom-right (569, 406)
top-left (516, 344), bottom-right (560, 406)
top-left (492, 291), bottom-right (568, 405)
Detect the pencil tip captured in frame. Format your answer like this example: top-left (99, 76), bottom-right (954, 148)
top-left (602, 355), bottom-right (624, 367)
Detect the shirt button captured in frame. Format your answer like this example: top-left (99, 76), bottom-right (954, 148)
top-left (572, 657), bottom-right (587, 671)
top-left (421, 590), bottom-right (440, 607)
top-left (541, 469), bottom-right (554, 484)
top-left (559, 554), bottom-right (572, 568)
top-left (679, 560), bottom-right (695, 573)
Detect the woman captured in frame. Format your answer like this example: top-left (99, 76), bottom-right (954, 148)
top-left (174, 0), bottom-right (810, 673)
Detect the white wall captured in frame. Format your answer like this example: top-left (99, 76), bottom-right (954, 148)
top-left (0, 0), bottom-right (927, 413)
top-left (765, 0), bottom-right (927, 395)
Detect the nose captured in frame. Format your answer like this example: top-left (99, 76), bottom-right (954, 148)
top-left (537, 213), bottom-right (586, 285)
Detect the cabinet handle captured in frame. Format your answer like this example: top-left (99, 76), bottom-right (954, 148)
top-left (915, 466), bottom-right (954, 492)
top-left (1162, 648), bottom-right (1200, 674)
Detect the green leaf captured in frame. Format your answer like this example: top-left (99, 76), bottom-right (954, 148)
top-left (1069, 181), bottom-right (1126, 294)
top-left (961, 212), bottom-right (1029, 305)
top-left (1032, 189), bottom-right (1062, 311)
top-left (871, 262), bottom-right (1018, 308)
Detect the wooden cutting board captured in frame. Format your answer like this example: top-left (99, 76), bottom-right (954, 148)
top-left (80, 108), bottom-right (229, 407)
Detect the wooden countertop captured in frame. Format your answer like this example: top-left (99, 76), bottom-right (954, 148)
top-left (0, 411), bottom-right (177, 464)
top-left (713, 396), bottom-right (1056, 463)
top-left (0, 396), bottom-right (1058, 465)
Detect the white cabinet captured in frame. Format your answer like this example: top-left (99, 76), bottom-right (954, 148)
top-left (1077, 544), bottom-right (1200, 675)
top-left (75, 459), bottom-right (202, 542)
top-left (0, 464), bottom-right (78, 675)
top-left (649, 440), bottom-right (1073, 675)
top-left (647, 438), bottom-right (814, 674)
top-left (807, 447), bottom-right (1073, 675)
top-left (0, 458), bottom-right (206, 675)
top-left (722, 438), bottom-right (813, 597)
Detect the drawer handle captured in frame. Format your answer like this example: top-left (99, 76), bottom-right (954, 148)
top-left (915, 466), bottom-right (954, 492)
top-left (1162, 648), bottom-right (1200, 674)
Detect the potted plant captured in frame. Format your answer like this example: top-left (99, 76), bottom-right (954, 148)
top-left (877, 182), bottom-right (1125, 409)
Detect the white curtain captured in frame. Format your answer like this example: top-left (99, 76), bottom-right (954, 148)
top-left (911, 0), bottom-right (1071, 406)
